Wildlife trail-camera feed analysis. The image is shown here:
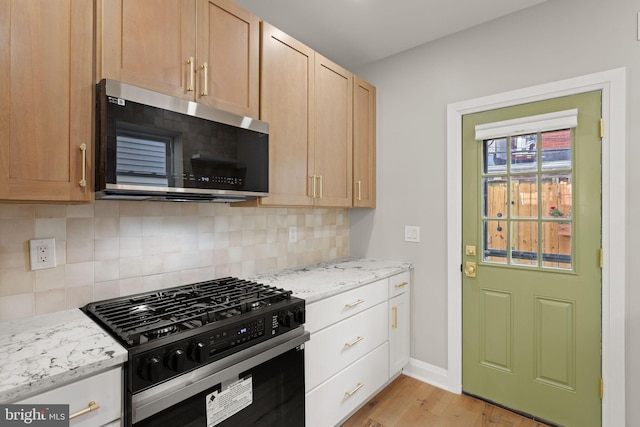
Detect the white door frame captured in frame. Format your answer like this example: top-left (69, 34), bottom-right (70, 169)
top-left (446, 68), bottom-right (626, 427)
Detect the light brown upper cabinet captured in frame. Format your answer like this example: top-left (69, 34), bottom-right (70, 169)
top-left (256, 22), bottom-right (315, 207)
top-left (97, 0), bottom-right (259, 118)
top-left (0, 0), bottom-right (93, 202)
top-left (352, 77), bottom-right (376, 208)
top-left (312, 54), bottom-right (353, 207)
top-left (252, 22), bottom-right (352, 208)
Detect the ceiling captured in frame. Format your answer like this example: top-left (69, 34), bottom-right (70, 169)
top-left (234, 0), bottom-right (548, 70)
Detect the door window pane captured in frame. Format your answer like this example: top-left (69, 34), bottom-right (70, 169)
top-left (542, 174), bottom-right (572, 219)
top-left (483, 177), bottom-right (507, 219)
top-left (511, 221), bottom-right (539, 266)
top-left (510, 134), bottom-right (537, 173)
top-left (541, 129), bottom-right (571, 171)
top-left (483, 220), bottom-right (507, 264)
top-left (511, 175), bottom-right (538, 219)
top-left (542, 222), bottom-right (572, 269)
top-left (484, 138), bottom-right (508, 174)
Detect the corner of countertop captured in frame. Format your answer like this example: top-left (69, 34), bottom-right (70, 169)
top-left (0, 308), bottom-right (127, 403)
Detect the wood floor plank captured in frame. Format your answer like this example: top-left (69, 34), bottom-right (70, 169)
top-left (341, 375), bottom-right (550, 427)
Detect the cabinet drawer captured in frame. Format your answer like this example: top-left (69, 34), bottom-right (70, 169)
top-left (305, 302), bottom-right (388, 392)
top-left (17, 368), bottom-right (122, 427)
top-left (305, 279), bottom-right (388, 333)
top-left (388, 270), bottom-right (411, 299)
top-left (305, 343), bottom-right (389, 427)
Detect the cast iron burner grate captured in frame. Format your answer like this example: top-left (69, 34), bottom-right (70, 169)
top-left (83, 277), bottom-right (292, 347)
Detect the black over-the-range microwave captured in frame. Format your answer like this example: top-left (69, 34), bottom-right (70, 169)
top-left (95, 79), bottom-right (269, 202)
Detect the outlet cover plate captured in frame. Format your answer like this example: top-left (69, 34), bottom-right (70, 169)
top-left (404, 226), bottom-right (421, 243)
top-left (288, 226), bottom-right (297, 243)
top-left (29, 238), bottom-right (57, 270)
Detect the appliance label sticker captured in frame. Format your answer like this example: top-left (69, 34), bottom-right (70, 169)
top-left (206, 376), bottom-right (253, 426)
top-left (107, 96), bottom-right (125, 106)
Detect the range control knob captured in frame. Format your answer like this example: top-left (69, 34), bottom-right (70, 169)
top-left (293, 307), bottom-right (305, 324)
top-left (279, 311), bottom-right (294, 328)
top-left (139, 356), bottom-right (161, 382)
top-left (165, 348), bottom-right (187, 372)
top-left (189, 341), bottom-right (209, 363)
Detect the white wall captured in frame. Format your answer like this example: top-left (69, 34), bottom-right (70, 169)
top-left (350, 0), bottom-right (639, 423)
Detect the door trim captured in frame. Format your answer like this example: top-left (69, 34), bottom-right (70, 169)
top-left (446, 68), bottom-right (626, 427)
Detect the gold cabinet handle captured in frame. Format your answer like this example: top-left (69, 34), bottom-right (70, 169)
top-left (356, 180), bottom-right (362, 201)
top-left (187, 57), bottom-right (195, 92)
top-left (310, 175), bottom-right (316, 198)
top-left (345, 299), bottom-right (364, 308)
top-left (69, 401), bottom-right (100, 420)
top-left (345, 382), bottom-right (364, 397)
top-left (392, 306), bottom-right (398, 329)
top-left (318, 175), bottom-right (323, 198)
top-left (78, 143), bottom-right (87, 187)
top-left (344, 336), bottom-right (364, 347)
top-left (394, 281), bottom-right (409, 289)
top-left (200, 62), bottom-right (208, 96)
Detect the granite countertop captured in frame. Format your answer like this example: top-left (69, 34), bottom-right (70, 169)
top-left (250, 258), bottom-right (412, 303)
top-left (0, 258), bottom-right (410, 404)
top-left (0, 308), bottom-right (127, 403)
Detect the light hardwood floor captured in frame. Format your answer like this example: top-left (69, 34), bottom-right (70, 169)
top-left (341, 375), bottom-right (550, 427)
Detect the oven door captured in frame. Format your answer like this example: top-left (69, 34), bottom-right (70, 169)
top-left (131, 329), bottom-right (309, 427)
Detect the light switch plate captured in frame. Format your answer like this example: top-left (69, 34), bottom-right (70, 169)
top-left (29, 238), bottom-right (57, 270)
top-left (404, 226), bottom-right (421, 243)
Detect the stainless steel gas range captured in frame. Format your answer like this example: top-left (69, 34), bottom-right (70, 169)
top-left (82, 277), bottom-right (309, 427)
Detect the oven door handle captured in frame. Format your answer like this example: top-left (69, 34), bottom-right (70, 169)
top-left (131, 329), bottom-right (310, 424)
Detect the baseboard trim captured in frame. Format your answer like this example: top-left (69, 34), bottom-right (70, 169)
top-left (402, 358), bottom-right (451, 392)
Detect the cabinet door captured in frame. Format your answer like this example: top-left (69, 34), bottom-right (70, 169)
top-left (389, 290), bottom-right (410, 376)
top-left (313, 54), bottom-right (353, 207)
top-left (99, 0), bottom-right (196, 100)
top-left (259, 22), bottom-right (314, 206)
top-left (353, 76), bottom-right (376, 208)
top-left (0, 0), bottom-right (92, 202)
top-left (17, 368), bottom-right (122, 427)
top-left (196, 0), bottom-right (259, 118)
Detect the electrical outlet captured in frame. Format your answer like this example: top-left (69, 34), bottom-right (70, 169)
top-left (288, 226), bottom-right (297, 243)
top-left (29, 238), bottom-right (57, 270)
top-left (404, 226), bottom-right (421, 243)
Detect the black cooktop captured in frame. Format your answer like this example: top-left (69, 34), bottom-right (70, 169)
top-left (82, 277), bottom-right (294, 347)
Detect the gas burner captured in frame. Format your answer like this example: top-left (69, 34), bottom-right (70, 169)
top-left (130, 304), bottom-right (156, 314)
top-left (145, 325), bottom-right (178, 339)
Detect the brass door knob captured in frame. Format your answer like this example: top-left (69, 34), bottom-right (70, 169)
top-left (464, 262), bottom-right (477, 278)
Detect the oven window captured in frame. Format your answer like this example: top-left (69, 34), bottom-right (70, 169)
top-left (134, 346), bottom-right (305, 427)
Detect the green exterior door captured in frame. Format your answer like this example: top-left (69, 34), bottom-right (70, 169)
top-left (462, 91), bottom-right (602, 426)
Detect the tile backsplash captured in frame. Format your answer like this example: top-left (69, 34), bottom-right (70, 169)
top-left (0, 201), bottom-right (349, 321)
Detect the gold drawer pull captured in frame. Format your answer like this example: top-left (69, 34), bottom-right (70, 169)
top-left (78, 143), bottom-right (87, 187)
top-left (394, 281), bottom-right (409, 289)
top-left (69, 401), bottom-right (100, 420)
top-left (345, 336), bottom-right (364, 347)
top-left (392, 306), bottom-right (398, 329)
top-left (345, 382), bottom-right (364, 397)
top-left (345, 299), bottom-right (364, 308)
